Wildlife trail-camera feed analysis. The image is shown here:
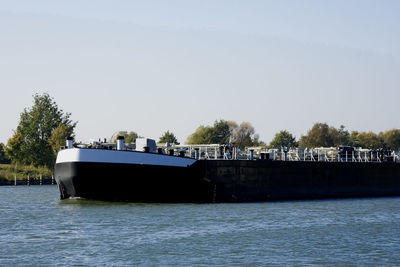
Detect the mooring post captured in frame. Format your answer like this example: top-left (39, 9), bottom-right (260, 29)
top-left (52, 175), bottom-right (54, 185)
top-left (27, 174), bottom-right (30, 186)
top-left (40, 174), bottom-right (42, 185)
top-left (14, 174), bottom-right (17, 186)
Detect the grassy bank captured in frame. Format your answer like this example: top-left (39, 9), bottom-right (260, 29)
top-left (0, 164), bottom-right (53, 181)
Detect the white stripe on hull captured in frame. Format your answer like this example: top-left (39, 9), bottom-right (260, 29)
top-left (56, 148), bottom-right (197, 167)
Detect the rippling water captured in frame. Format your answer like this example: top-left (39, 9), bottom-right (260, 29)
top-left (1, 185), bottom-right (400, 266)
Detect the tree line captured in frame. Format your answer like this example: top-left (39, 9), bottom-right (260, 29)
top-left (1, 93), bottom-right (399, 170)
top-left (113, 120), bottom-right (263, 149)
top-left (269, 123), bottom-right (400, 150)
top-left (186, 120), bottom-right (263, 148)
top-left (117, 120), bottom-right (400, 151)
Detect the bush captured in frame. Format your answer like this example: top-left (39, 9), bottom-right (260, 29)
top-left (0, 164), bottom-right (52, 181)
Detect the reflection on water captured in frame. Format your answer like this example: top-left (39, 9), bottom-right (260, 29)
top-left (1, 185), bottom-right (400, 266)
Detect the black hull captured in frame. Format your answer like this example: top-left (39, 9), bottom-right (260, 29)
top-left (55, 161), bottom-right (213, 202)
top-left (205, 160), bottom-right (400, 202)
top-left (55, 159), bottom-right (400, 203)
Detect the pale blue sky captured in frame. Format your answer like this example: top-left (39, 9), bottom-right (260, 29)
top-left (1, 0), bottom-right (399, 144)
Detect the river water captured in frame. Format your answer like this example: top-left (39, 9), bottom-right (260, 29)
top-left (1, 185), bottom-right (399, 266)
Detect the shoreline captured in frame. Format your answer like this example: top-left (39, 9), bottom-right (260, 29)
top-left (0, 177), bottom-right (55, 186)
top-left (0, 163), bottom-right (54, 186)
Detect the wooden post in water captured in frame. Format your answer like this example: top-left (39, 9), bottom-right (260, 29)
top-left (27, 174), bottom-right (30, 186)
top-left (40, 174), bottom-right (42, 185)
top-left (14, 174), bottom-right (17, 186)
top-left (52, 175), bottom-right (54, 185)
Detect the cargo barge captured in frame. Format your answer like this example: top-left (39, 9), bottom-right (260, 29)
top-left (55, 137), bottom-right (400, 202)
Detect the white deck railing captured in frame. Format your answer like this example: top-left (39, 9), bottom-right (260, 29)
top-left (75, 141), bottom-right (400, 163)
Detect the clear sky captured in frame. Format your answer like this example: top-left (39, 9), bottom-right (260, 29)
top-left (1, 0), bottom-right (399, 144)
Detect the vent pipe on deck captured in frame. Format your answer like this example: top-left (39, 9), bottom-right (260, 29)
top-left (117, 136), bottom-right (125, 150)
top-left (233, 147), bottom-right (237, 160)
top-left (283, 147), bottom-right (288, 161)
top-left (66, 137), bottom-right (73, 149)
top-left (249, 149), bottom-right (254, 160)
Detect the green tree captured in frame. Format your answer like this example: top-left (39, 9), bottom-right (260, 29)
top-left (269, 130), bottom-right (298, 148)
top-left (186, 125), bottom-right (214, 144)
top-left (380, 129), bottom-right (400, 150)
top-left (5, 131), bottom-right (24, 164)
top-left (186, 120), bottom-right (231, 144)
top-left (349, 131), bottom-right (384, 149)
top-left (6, 93), bottom-right (76, 168)
top-left (0, 143), bottom-right (11, 164)
top-left (334, 125), bottom-right (351, 146)
top-left (48, 124), bottom-right (75, 155)
top-left (187, 120), bottom-right (262, 148)
top-left (299, 123), bottom-right (338, 148)
top-left (159, 130), bottom-right (180, 144)
top-left (209, 120), bottom-right (231, 144)
top-left (111, 131), bottom-right (138, 143)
